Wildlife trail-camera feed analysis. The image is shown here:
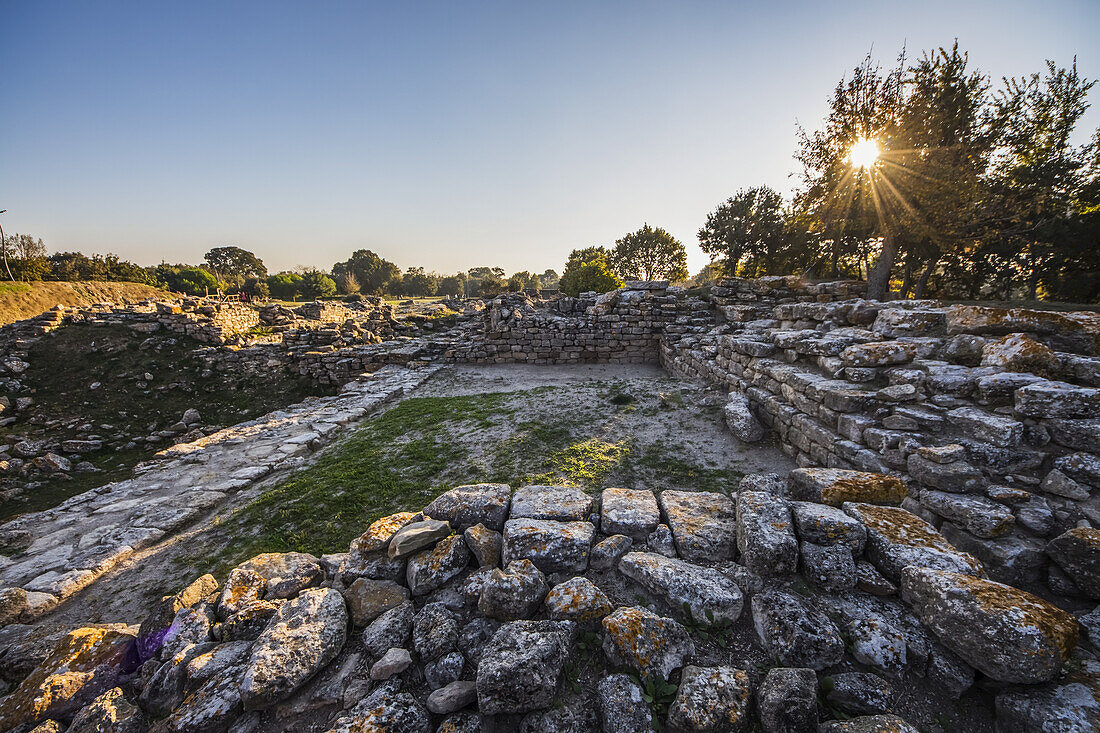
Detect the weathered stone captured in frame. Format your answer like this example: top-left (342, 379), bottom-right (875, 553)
top-left (1015, 381), bottom-right (1100, 419)
top-left (597, 673), bottom-right (651, 733)
top-left (0, 587), bottom-right (29, 625)
top-left (757, 667), bottom-right (818, 733)
top-left (799, 542), bottom-right (856, 591)
top-left (370, 647), bottom-right (412, 680)
top-left (751, 590), bottom-right (844, 670)
top-left (237, 552), bottom-right (323, 600)
top-left (1047, 528), bottom-right (1100, 599)
top-left (601, 487), bottom-right (660, 540)
top-left (215, 568), bottom-right (265, 619)
top-left (667, 665), bottom-right (752, 732)
top-left (1055, 452), bottom-right (1100, 487)
top-left (343, 578), bottom-right (409, 626)
top-left (618, 552), bottom-right (744, 624)
top-left (790, 501), bottom-right (867, 553)
top-left (424, 651), bottom-right (465, 690)
top-left (946, 407), bottom-right (1023, 447)
top-left (724, 392), bottom-right (765, 442)
top-left (476, 620), bottom-right (574, 715)
top-left (906, 453), bottom-right (982, 493)
top-left (545, 576), bottom-right (613, 623)
top-left (457, 617), bottom-right (501, 666)
top-left (136, 574), bottom-right (219, 660)
top-left (980, 333), bottom-right (1058, 373)
top-left (0, 624), bottom-right (138, 731)
top-left (510, 485), bottom-right (594, 521)
top-left (406, 535), bottom-right (471, 595)
top-left (590, 534), bottom-right (633, 570)
top-left (436, 711), bottom-right (485, 732)
top-left (478, 559), bottom-right (548, 621)
top-left (423, 483), bottom-right (511, 531)
top-left (343, 512), bottom-right (416, 581)
top-left (994, 657), bottom-right (1100, 733)
top-left (220, 600), bottom-right (280, 641)
top-left (824, 672), bottom-right (893, 717)
top-left (788, 469), bottom-right (906, 507)
top-left (841, 342), bottom-right (918, 368)
top-left (856, 560), bottom-right (896, 596)
top-left (502, 518), bottom-right (595, 574)
top-left (427, 680), bottom-right (478, 715)
top-left (659, 490), bottom-right (738, 562)
top-left (412, 602), bottom-right (459, 661)
top-left (328, 684), bottom-right (431, 733)
top-left (602, 606), bottom-right (693, 680)
top-left (900, 566), bottom-right (1078, 683)
top-left (736, 491), bottom-right (798, 576)
top-left (818, 715), bottom-right (919, 733)
top-left (842, 503), bottom-right (984, 583)
top-left (1042, 469), bottom-right (1090, 501)
top-left (648, 523), bottom-right (678, 557)
top-left (361, 600), bottom-right (413, 658)
top-left (463, 523), bottom-right (502, 568)
top-left (739, 472), bottom-right (787, 495)
top-left (918, 490), bottom-right (1014, 538)
top-left (387, 519), bottom-right (452, 559)
top-left (240, 587), bottom-right (347, 709)
top-left (847, 617), bottom-right (906, 677)
top-left (1047, 418), bottom-right (1100, 453)
top-left (159, 604), bottom-right (214, 661)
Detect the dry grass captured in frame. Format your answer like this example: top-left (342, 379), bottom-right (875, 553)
top-left (0, 281), bottom-right (167, 325)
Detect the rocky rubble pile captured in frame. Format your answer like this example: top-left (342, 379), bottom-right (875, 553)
top-left (2, 476), bottom-right (1095, 732)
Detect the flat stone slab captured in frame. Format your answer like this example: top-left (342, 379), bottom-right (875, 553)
top-left (510, 485), bottom-right (594, 522)
top-left (842, 503), bottom-right (984, 583)
top-left (658, 490), bottom-right (738, 563)
top-left (618, 551), bottom-right (743, 624)
top-left (502, 518), bottom-right (595, 574)
top-left (789, 469), bottom-right (906, 507)
top-left (736, 491), bottom-right (798, 576)
top-left (600, 488), bottom-right (660, 540)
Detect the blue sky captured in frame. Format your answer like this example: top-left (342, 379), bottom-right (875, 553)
top-left (2, 1), bottom-right (1098, 276)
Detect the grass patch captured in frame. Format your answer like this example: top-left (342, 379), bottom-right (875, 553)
top-left (623, 443), bottom-right (744, 494)
top-left (0, 282), bottom-right (32, 295)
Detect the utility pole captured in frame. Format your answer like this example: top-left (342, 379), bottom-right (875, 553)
top-left (0, 210), bottom-right (13, 281)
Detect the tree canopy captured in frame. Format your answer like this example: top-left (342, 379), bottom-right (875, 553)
top-left (611, 224), bottom-right (689, 282)
top-left (204, 246), bottom-right (267, 288)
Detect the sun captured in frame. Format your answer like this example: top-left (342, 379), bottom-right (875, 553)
top-left (848, 137), bottom-right (881, 169)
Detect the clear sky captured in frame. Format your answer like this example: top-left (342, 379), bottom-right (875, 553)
top-left (2, 0), bottom-right (1098, 276)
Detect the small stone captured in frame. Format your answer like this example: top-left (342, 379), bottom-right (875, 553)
top-left (751, 590), bottom-right (844, 670)
top-left (601, 606), bottom-right (694, 680)
top-left (406, 535), bottom-right (471, 596)
top-left (236, 552), bottom-right (323, 600)
top-left (824, 672), bottom-right (893, 716)
top-left (799, 542), bottom-right (856, 591)
top-left (659, 490), bottom-right (738, 562)
top-left (788, 469), bottom-right (906, 507)
top-left (790, 502), bottom-right (867, 553)
top-left (667, 665), bottom-right (752, 732)
top-left (216, 569), bottom-right (265, 619)
top-left (601, 487), bottom-right (661, 540)
top-left (0, 587), bottom-right (29, 625)
top-left (463, 524), bottom-right (502, 567)
top-left (818, 716), bottom-right (919, 733)
top-left (1047, 528), bottom-right (1100, 599)
top-left (412, 603), bottom-right (459, 661)
top-left (502, 518), bottom-right (595, 574)
top-left (757, 667), bottom-right (818, 733)
top-left (855, 561), bottom-right (896, 596)
top-left (361, 601), bottom-right (413, 658)
top-left (370, 647), bottom-right (412, 680)
top-left (1042, 469), bottom-right (1089, 501)
top-left (478, 560), bottom-right (549, 621)
top-left (427, 680), bottom-right (478, 715)
top-left (847, 618), bottom-right (906, 677)
top-left (424, 651), bottom-right (465, 690)
top-left (344, 578), bottom-right (409, 626)
top-left (647, 524), bottom-right (677, 557)
top-left (387, 519), bottom-right (452, 559)
top-left (590, 534), bottom-right (633, 570)
top-left (724, 392), bottom-right (765, 442)
top-left (916, 444), bottom-right (966, 464)
top-left (545, 577), bottom-right (613, 623)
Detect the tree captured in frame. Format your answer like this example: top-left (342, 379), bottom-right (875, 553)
top-left (476, 272), bottom-right (507, 297)
top-left (267, 272), bottom-right (304, 301)
top-left (7, 234), bottom-right (48, 281)
top-left (698, 187), bottom-right (787, 276)
top-left (611, 224), bottom-right (689, 282)
top-left (688, 262), bottom-right (725, 287)
top-left (241, 276), bottom-right (270, 300)
top-left (559, 246), bottom-right (623, 296)
top-left (204, 246), bottom-right (267, 288)
top-left (795, 50), bottom-right (907, 298)
top-left (400, 267), bottom-right (439, 297)
top-left (331, 250), bottom-right (400, 295)
top-left (539, 269), bottom-right (560, 289)
top-left (508, 271), bottom-right (540, 292)
top-left (338, 272), bottom-right (361, 295)
top-left (156, 264), bottom-right (221, 296)
top-left (300, 269), bottom-right (337, 299)
top-left (437, 273), bottom-right (467, 296)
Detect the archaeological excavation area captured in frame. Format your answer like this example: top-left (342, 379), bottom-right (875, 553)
top-left (0, 276), bottom-right (1098, 732)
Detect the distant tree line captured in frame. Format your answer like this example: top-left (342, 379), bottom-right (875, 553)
top-left (701, 43), bottom-right (1100, 303)
top-left (558, 224), bottom-right (690, 296)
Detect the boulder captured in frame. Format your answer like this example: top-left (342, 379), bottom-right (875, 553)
top-left (343, 578), bottom-right (409, 626)
top-left (799, 542), bottom-right (856, 591)
top-left (406, 535), bottom-right (470, 595)
top-left (544, 576), bottom-right (613, 623)
top-left (597, 673), bottom-right (651, 733)
top-left (667, 665), bottom-right (752, 732)
top-left (412, 603), bottom-right (459, 661)
top-left (980, 333), bottom-right (1058, 374)
top-left (945, 407), bottom-right (1023, 448)
top-left (736, 491), bottom-right (798, 576)
top-left (751, 591), bottom-right (844, 670)
top-left (900, 566), bottom-right (1078, 683)
top-left (757, 667), bottom-right (818, 733)
top-left (328, 684), bottom-right (431, 733)
top-left (502, 518), bottom-right (595, 574)
top-left (1015, 381), bottom-right (1100, 419)
top-left (67, 686), bottom-right (146, 733)
top-left (477, 560), bottom-right (549, 621)
top-left (658, 490), bottom-right (738, 562)
top-left (906, 453), bottom-right (983, 492)
top-left (618, 552), bottom-right (744, 624)
top-left (215, 569), bottom-right (265, 619)
top-left (994, 657), bottom-right (1100, 733)
top-left (423, 483), bottom-right (511, 531)
top-left (510, 485), bottom-right (594, 521)
top-left (361, 601), bottom-right (414, 658)
top-left (1047, 528), bottom-right (1100, 599)
top-left (842, 503), bottom-right (984, 583)
top-left (724, 392), bottom-right (765, 442)
top-left (237, 552), bottom-right (323, 600)
top-left (240, 587), bottom-right (348, 709)
top-left (601, 606), bottom-right (695, 680)
top-left (463, 524), bottom-right (502, 568)
top-left (788, 469), bottom-right (906, 507)
top-left (370, 647), bottom-right (412, 681)
top-left (601, 487), bottom-right (660, 540)
top-left (846, 617), bottom-right (906, 677)
top-left (475, 620), bottom-right (575, 715)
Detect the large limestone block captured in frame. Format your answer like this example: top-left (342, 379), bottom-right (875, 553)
top-left (618, 552), bottom-right (743, 624)
top-left (1046, 528), bottom-right (1100, 599)
top-left (502, 518), bottom-right (595, 574)
top-left (510, 485), bottom-right (595, 522)
top-left (736, 491), bottom-right (798, 576)
top-left (900, 566), bottom-right (1078, 684)
top-left (658, 490), bottom-right (738, 562)
top-left (600, 487), bottom-right (660, 540)
top-left (601, 606), bottom-right (695, 680)
top-left (423, 483), bottom-right (511, 531)
top-left (751, 590), bottom-right (844, 670)
top-left (994, 657), bottom-right (1100, 733)
top-left (240, 587), bottom-right (348, 709)
top-left (789, 469), bottom-right (906, 507)
top-left (843, 503), bottom-right (984, 583)
top-left (1015, 381), bottom-right (1100, 419)
top-left (475, 620), bottom-right (574, 715)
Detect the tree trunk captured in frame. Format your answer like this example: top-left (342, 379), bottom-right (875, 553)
top-left (899, 259), bottom-right (914, 299)
top-left (914, 256), bottom-right (939, 299)
top-left (866, 235), bottom-right (898, 301)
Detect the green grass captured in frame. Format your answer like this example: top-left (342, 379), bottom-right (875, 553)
top-left (0, 282), bottom-right (32, 295)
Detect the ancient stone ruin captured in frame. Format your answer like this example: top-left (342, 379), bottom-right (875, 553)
top-left (0, 277), bottom-right (1098, 731)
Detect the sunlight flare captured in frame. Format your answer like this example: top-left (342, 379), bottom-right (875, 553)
top-left (848, 137), bottom-right (881, 169)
